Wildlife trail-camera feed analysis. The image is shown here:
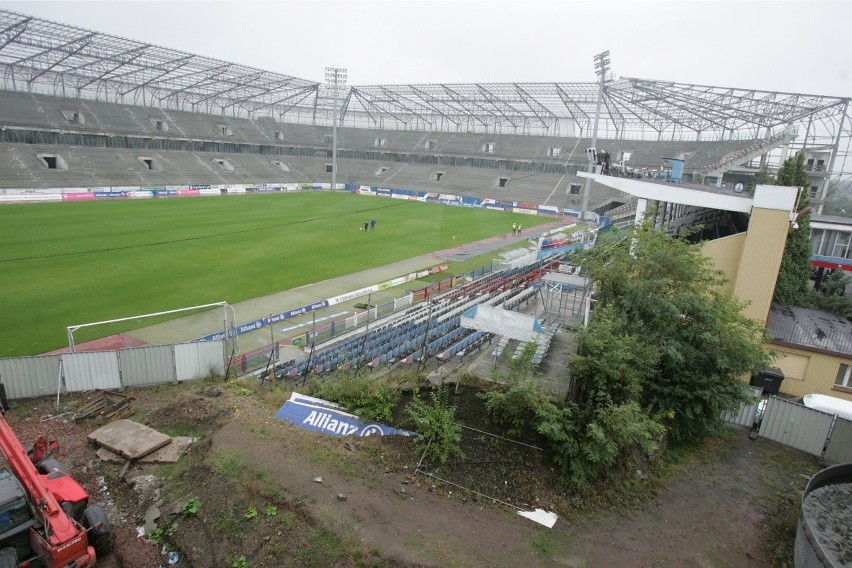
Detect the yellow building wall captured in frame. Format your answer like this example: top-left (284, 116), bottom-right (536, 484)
top-left (732, 207), bottom-right (791, 323)
top-left (769, 344), bottom-right (852, 401)
top-left (701, 233), bottom-right (746, 296)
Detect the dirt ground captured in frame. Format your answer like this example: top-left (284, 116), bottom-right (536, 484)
top-left (1, 377), bottom-right (822, 568)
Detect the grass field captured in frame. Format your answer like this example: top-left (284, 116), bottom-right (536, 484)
top-left (0, 192), bottom-right (554, 357)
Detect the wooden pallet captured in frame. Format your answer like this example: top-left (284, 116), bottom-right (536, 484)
top-left (74, 389), bottom-right (134, 422)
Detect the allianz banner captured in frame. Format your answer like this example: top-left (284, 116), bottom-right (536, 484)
top-left (274, 392), bottom-right (415, 438)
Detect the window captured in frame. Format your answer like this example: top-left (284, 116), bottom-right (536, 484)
top-left (325, 163), bottom-right (333, 173)
top-left (213, 158), bottom-right (234, 171)
top-left (569, 183), bottom-right (582, 195)
top-left (836, 364), bottom-right (852, 389)
top-left (816, 159), bottom-right (825, 171)
top-left (324, 134), bottom-right (334, 144)
top-left (218, 125), bottom-right (233, 136)
top-left (137, 157), bottom-right (161, 171)
top-left (150, 118), bottom-right (168, 132)
top-left (61, 110), bottom-right (84, 125)
top-left (274, 131), bottom-right (284, 141)
top-left (497, 176), bottom-right (509, 188)
top-left (806, 158), bottom-right (815, 170)
top-left (430, 171), bottom-right (444, 182)
top-left (548, 146), bottom-right (561, 157)
top-left (375, 137), bottom-right (387, 147)
top-left (272, 161), bottom-right (290, 172)
top-left (833, 232), bottom-right (851, 258)
top-left (483, 142), bottom-right (495, 154)
top-left (425, 140), bottom-right (437, 150)
top-left (810, 186), bottom-right (819, 199)
top-left (375, 166), bottom-right (388, 177)
top-left (37, 154), bottom-right (68, 170)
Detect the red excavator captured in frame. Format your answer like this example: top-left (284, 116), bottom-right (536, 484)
top-left (0, 391), bottom-right (110, 567)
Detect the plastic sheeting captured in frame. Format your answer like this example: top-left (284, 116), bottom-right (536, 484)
top-left (460, 305), bottom-right (544, 343)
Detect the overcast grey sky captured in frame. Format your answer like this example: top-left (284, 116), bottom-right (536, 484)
top-left (1, 0), bottom-right (849, 97)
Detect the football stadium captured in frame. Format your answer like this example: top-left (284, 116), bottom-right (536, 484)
top-left (1, 7), bottom-right (852, 568)
top-left (0, 7), bottom-right (850, 391)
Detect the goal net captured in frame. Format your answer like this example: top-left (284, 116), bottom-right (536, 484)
top-left (67, 301), bottom-right (238, 354)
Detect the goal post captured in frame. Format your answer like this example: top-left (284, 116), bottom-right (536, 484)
top-left (67, 301), bottom-right (237, 354)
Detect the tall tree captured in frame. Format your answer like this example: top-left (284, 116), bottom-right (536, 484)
top-left (574, 224), bottom-right (771, 443)
top-left (774, 152), bottom-right (813, 304)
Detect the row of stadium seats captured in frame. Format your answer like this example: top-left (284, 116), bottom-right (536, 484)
top-left (270, 260), bottom-right (554, 380)
top-left (1, 90), bottom-right (768, 172)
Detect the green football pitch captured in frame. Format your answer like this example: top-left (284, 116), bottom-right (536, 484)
top-left (0, 192), bottom-right (553, 357)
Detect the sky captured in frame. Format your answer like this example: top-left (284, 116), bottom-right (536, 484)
top-left (0, 0), bottom-right (850, 97)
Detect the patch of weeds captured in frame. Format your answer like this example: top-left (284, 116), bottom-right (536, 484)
top-left (531, 530), bottom-right (555, 556)
top-left (279, 510), bottom-right (295, 531)
top-left (212, 512), bottom-right (246, 544)
top-left (244, 505), bottom-right (257, 519)
top-left (226, 379), bottom-right (253, 397)
top-left (229, 555), bottom-right (249, 568)
top-left (294, 528), bottom-right (345, 568)
top-left (265, 505), bottom-right (278, 517)
top-left (215, 450), bottom-right (246, 478)
top-left (157, 456), bottom-right (191, 480)
top-left (308, 444), bottom-right (358, 477)
top-left (146, 527), bottom-right (164, 546)
top-left (181, 497), bottom-right (202, 517)
top-left (146, 525), bottom-right (175, 546)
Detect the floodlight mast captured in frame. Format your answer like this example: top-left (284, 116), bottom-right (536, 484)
top-left (580, 50), bottom-right (610, 222)
top-left (325, 67), bottom-right (347, 191)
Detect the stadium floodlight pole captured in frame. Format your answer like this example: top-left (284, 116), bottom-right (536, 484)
top-left (580, 50), bottom-right (610, 222)
top-left (325, 66), bottom-right (347, 191)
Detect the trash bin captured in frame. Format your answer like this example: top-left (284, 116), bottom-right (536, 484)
top-left (750, 367), bottom-right (785, 395)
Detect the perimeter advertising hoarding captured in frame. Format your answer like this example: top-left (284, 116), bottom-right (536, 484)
top-left (0, 193), bottom-right (62, 202)
top-left (274, 392), bottom-right (414, 438)
top-left (129, 191), bottom-right (154, 199)
top-left (2, 179), bottom-right (557, 220)
top-left (62, 192), bottom-right (95, 201)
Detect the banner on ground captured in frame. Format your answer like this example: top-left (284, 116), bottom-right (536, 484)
top-left (274, 392), bottom-right (415, 438)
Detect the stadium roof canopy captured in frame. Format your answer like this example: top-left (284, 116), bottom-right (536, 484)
top-left (1, 9), bottom-right (850, 169)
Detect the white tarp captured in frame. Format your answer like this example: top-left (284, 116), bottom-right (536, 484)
top-left (460, 305), bottom-right (544, 342)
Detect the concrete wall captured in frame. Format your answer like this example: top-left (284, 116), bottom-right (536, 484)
top-left (701, 233), bottom-right (746, 296)
top-left (769, 343), bottom-right (852, 401)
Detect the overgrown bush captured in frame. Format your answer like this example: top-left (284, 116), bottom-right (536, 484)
top-left (306, 374), bottom-right (400, 423)
top-left (405, 386), bottom-right (464, 465)
top-left (479, 379), bottom-right (551, 439)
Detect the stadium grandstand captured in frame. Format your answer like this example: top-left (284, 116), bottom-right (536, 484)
top-left (0, 8), bottom-right (850, 220)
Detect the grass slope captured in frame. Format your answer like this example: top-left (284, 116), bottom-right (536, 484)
top-left (0, 192), bottom-right (551, 356)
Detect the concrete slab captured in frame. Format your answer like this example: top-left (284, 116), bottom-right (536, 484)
top-left (136, 437), bottom-right (193, 464)
top-left (96, 436), bottom-right (194, 464)
top-left (87, 419), bottom-right (171, 460)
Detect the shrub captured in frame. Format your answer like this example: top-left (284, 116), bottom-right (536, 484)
top-left (307, 375), bottom-right (400, 423)
top-left (405, 386), bottom-right (463, 465)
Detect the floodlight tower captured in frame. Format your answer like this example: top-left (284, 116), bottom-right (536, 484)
top-left (580, 50), bottom-right (610, 221)
top-left (325, 66), bottom-right (347, 190)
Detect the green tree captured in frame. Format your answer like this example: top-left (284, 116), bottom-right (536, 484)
top-left (774, 152), bottom-right (813, 305)
top-left (573, 224), bottom-right (771, 443)
top-left (561, 305), bottom-right (665, 486)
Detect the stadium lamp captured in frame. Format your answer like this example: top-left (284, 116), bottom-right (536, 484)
top-left (325, 67), bottom-right (348, 191)
top-left (580, 50), bottom-right (611, 220)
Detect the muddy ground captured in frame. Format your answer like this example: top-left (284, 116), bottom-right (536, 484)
top-left (2, 374), bottom-right (822, 568)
